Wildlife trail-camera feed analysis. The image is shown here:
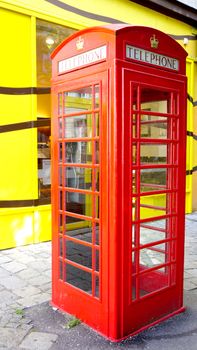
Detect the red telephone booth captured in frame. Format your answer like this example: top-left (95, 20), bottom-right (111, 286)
top-left (51, 25), bottom-right (187, 341)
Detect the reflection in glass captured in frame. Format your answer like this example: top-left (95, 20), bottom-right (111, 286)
top-left (140, 194), bottom-right (166, 220)
top-left (64, 115), bottom-right (92, 138)
top-left (58, 118), bottom-right (62, 138)
top-left (140, 144), bottom-right (167, 164)
top-left (141, 89), bottom-right (170, 113)
top-left (95, 276), bottom-right (99, 298)
top-left (140, 245), bottom-right (167, 268)
top-left (65, 142), bottom-right (92, 164)
top-left (66, 192), bottom-right (92, 217)
top-left (65, 263), bottom-right (92, 293)
top-left (95, 113), bottom-right (99, 136)
top-left (132, 143), bottom-right (137, 164)
top-left (64, 87), bottom-right (92, 114)
top-left (140, 115), bottom-right (168, 139)
top-left (58, 94), bottom-right (62, 116)
top-left (65, 240), bottom-right (92, 268)
top-left (65, 220), bottom-right (92, 243)
top-left (140, 168), bottom-right (167, 192)
top-left (65, 167), bottom-right (92, 190)
top-left (95, 249), bottom-right (99, 272)
top-left (94, 85), bottom-right (100, 108)
top-left (140, 223), bottom-right (166, 245)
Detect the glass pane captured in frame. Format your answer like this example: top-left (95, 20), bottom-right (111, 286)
top-left (59, 237), bottom-right (63, 257)
top-left (58, 118), bottom-right (62, 138)
top-left (141, 89), bottom-right (170, 113)
top-left (58, 167), bottom-right (62, 186)
top-left (95, 275), bottom-right (99, 298)
top-left (65, 263), bottom-right (92, 294)
top-left (65, 240), bottom-right (92, 268)
top-left (140, 144), bottom-right (167, 164)
top-left (66, 192), bottom-right (92, 217)
top-left (65, 167), bottom-right (92, 190)
top-left (95, 249), bottom-right (99, 272)
top-left (140, 115), bottom-right (168, 139)
top-left (140, 194), bottom-right (166, 220)
top-left (140, 223), bottom-right (167, 245)
top-left (132, 170), bottom-right (138, 194)
top-left (58, 94), bottom-right (62, 116)
top-left (65, 142), bottom-right (92, 164)
top-left (64, 115), bottom-right (92, 138)
top-left (139, 267), bottom-right (169, 297)
top-left (59, 143), bottom-right (62, 162)
top-left (132, 143), bottom-right (137, 164)
top-left (95, 142), bottom-right (99, 164)
top-left (95, 113), bottom-right (99, 136)
top-left (132, 197), bottom-right (138, 221)
top-left (140, 244), bottom-right (168, 268)
top-left (132, 114), bottom-right (137, 138)
top-left (95, 223), bottom-right (100, 245)
top-left (36, 19), bottom-right (75, 87)
top-left (64, 87), bottom-right (92, 114)
top-left (94, 85), bottom-right (100, 108)
top-left (65, 219), bottom-right (92, 243)
top-left (59, 261), bottom-right (63, 280)
top-left (140, 168), bottom-right (167, 192)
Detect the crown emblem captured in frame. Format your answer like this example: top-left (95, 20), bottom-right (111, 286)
top-left (76, 36), bottom-right (84, 50)
top-left (150, 34), bottom-right (159, 49)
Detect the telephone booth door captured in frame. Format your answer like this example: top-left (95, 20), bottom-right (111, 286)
top-left (122, 70), bottom-right (186, 336)
top-left (51, 71), bottom-right (109, 335)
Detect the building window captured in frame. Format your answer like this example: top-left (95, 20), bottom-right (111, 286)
top-left (36, 19), bottom-right (76, 203)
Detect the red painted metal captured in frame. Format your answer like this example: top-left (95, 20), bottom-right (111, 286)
top-left (51, 25), bottom-right (187, 341)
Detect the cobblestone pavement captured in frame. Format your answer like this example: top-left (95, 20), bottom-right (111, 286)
top-left (0, 213), bottom-right (196, 349)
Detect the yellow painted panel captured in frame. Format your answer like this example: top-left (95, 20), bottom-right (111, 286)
top-left (0, 207), bottom-right (34, 249)
top-left (0, 8), bottom-right (32, 86)
top-left (0, 205), bottom-right (51, 249)
top-left (33, 204), bottom-right (51, 243)
top-left (0, 128), bottom-right (38, 200)
top-left (0, 95), bottom-right (36, 125)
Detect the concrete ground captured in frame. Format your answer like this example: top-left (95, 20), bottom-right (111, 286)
top-left (0, 212), bottom-right (197, 349)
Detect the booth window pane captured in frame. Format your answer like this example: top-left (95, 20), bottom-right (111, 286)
top-left (65, 142), bottom-right (92, 164)
top-left (140, 115), bottom-right (169, 139)
top-left (140, 89), bottom-right (171, 114)
top-left (65, 240), bottom-right (92, 269)
top-left (64, 115), bottom-right (92, 138)
top-left (65, 192), bottom-right (93, 217)
top-left (94, 85), bottom-right (100, 108)
top-left (65, 263), bottom-right (92, 294)
top-left (64, 87), bottom-right (92, 114)
top-left (140, 144), bottom-right (167, 164)
top-left (140, 168), bottom-right (167, 192)
top-left (65, 220), bottom-right (92, 243)
top-left (64, 167), bottom-right (92, 190)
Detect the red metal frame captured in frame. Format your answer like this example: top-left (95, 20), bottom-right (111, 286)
top-left (51, 25), bottom-right (187, 341)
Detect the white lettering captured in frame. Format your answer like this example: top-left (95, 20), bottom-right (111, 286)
top-left (58, 45), bottom-right (107, 73)
top-left (126, 45), bottom-right (179, 71)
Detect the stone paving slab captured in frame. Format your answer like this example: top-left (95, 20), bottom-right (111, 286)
top-left (19, 332), bottom-right (58, 350)
top-left (0, 327), bottom-right (29, 349)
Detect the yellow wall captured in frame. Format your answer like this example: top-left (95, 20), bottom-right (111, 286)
top-left (0, 0), bottom-right (196, 249)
